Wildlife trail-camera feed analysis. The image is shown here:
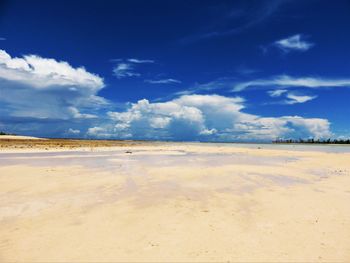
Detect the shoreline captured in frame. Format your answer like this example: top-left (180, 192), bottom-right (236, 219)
top-left (1, 138), bottom-right (350, 155)
top-left (2, 136), bottom-right (350, 151)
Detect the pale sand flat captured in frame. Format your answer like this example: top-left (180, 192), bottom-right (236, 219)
top-left (0, 143), bottom-right (349, 262)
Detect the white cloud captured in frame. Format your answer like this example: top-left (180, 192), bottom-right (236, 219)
top-left (145, 78), bottom-right (181, 84)
top-left (98, 94), bottom-right (331, 141)
top-left (274, 34), bottom-right (314, 52)
top-left (127, 58), bottom-right (154, 64)
top-left (87, 126), bottom-right (114, 138)
top-left (0, 50), bottom-right (104, 90)
top-left (267, 89), bottom-right (317, 105)
top-left (68, 107), bottom-right (97, 119)
top-left (159, 78), bottom-right (234, 100)
top-left (234, 75), bottom-right (350, 92)
top-left (0, 49), bottom-right (107, 120)
top-left (284, 93), bottom-right (317, 105)
top-left (67, 128), bottom-right (80, 135)
top-left (112, 63), bottom-right (140, 79)
top-left (112, 58), bottom-right (154, 79)
top-left (267, 89), bottom-right (287, 97)
top-left (87, 126), bottom-right (104, 136)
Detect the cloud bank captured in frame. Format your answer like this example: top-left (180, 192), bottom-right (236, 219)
top-left (0, 50), bottom-right (103, 90)
top-left (0, 50), bottom-right (335, 141)
top-left (0, 49), bottom-right (106, 135)
top-left (87, 94), bottom-right (332, 141)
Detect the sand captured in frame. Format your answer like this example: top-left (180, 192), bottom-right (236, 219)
top-left (0, 137), bottom-right (148, 150)
top-left (0, 135), bottom-right (44, 140)
top-left (0, 142), bottom-right (350, 262)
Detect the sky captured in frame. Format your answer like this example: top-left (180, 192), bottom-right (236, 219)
top-left (0, 0), bottom-right (350, 141)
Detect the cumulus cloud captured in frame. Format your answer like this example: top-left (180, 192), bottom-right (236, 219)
top-left (274, 34), bottom-right (314, 52)
top-left (0, 49), bottom-right (107, 134)
top-left (145, 78), bottom-right (181, 84)
top-left (68, 107), bottom-right (97, 119)
top-left (86, 126), bottom-right (114, 138)
top-left (91, 94), bottom-right (332, 141)
top-left (234, 75), bottom-right (350, 92)
top-left (0, 50), bottom-right (104, 90)
top-left (67, 128), bottom-right (80, 135)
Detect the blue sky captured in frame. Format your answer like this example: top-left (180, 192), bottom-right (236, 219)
top-left (0, 0), bottom-right (350, 141)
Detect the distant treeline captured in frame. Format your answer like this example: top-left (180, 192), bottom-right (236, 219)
top-left (273, 138), bottom-right (350, 144)
top-left (0, 131), bottom-right (15, 135)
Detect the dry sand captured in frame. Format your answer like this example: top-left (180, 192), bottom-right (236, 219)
top-left (0, 135), bottom-right (44, 140)
top-left (0, 141), bottom-right (350, 262)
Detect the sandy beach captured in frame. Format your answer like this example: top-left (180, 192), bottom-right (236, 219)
top-left (1, 140), bottom-right (350, 262)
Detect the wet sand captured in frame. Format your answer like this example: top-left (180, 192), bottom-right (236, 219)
top-left (0, 142), bottom-right (350, 262)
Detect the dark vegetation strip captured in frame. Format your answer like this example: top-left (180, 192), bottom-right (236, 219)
top-left (273, 138), bottom-right (350, 144)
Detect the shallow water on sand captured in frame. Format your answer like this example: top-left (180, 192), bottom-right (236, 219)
top-left (0, 148), bottom-right (296, 171)
top-left (1, 143), bottom-right (347, 194)
top-left (0, 145), bottom-right (316, 194)
top-left (203, 142), bottom-right (350, 153)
